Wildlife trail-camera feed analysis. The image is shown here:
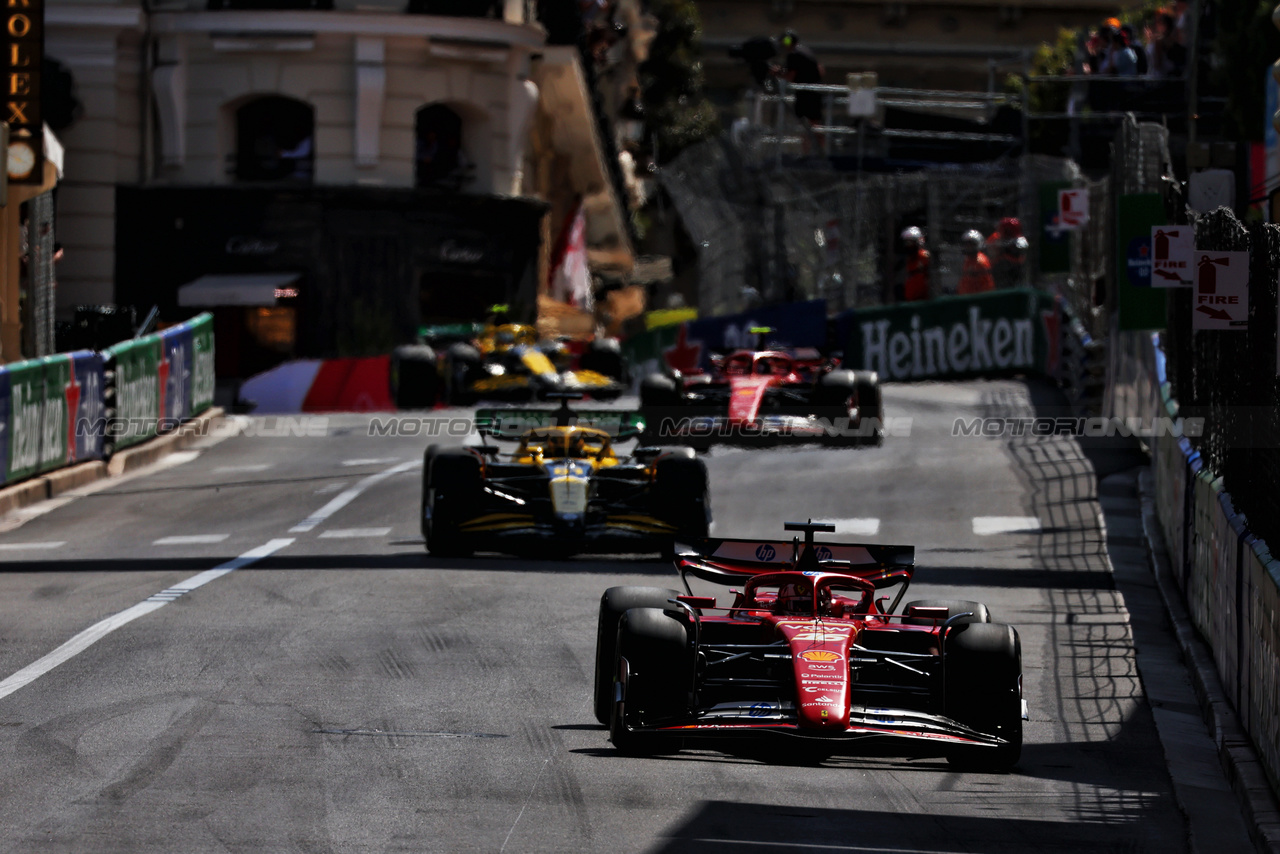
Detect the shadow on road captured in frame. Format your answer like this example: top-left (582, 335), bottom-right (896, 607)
top-left (648, 798), bottom-right (1175, 853)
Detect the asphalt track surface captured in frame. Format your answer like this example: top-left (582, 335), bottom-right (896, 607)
top-left (0, 379), bottom-right (1233, 852)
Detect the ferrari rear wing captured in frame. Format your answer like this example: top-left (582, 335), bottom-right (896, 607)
top-left (675, 537), bottom-right (915, 587)
top-left (475, 407), bottom-right (646, 441)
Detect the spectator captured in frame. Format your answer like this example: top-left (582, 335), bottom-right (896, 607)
top-left (1121, 24), bottom-right (1147, 76)
top-left (1165, 6), bottom-right (1188, 77)
top-left (1112, 27), bottom-right (1139, 77)
top-left (729, 35), bottom-right (780, 91)
top-left (778, 30), bottom-right (824, 151)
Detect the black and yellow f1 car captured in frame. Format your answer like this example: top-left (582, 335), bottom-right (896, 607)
top-left (421, 398), bottom-right (710, 557)
top-left (436, 322), bottom-right (627, 405)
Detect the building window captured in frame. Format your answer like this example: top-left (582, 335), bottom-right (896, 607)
top-left (234, 96), bottom-right (315, 183)
top-left (415, 104), bottom-right (474, 191)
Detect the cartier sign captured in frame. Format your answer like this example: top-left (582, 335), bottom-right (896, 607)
top-left (4, 0), bottom-right (43, 184)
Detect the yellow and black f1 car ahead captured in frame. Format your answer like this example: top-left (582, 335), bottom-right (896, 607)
top-left (421, 397), bottom-right (710, 557)
top-left (434, 322), bottom-right (627, 405)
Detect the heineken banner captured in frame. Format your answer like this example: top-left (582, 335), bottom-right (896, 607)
top-left (191, 313), bottom-right (215, 414)
top-left (841, 289), bottom-right (1061, 382)
top-left (1, 351), bottom-right (105, 486)
top-left (0, 313), bottom-right (212, 486)
top-left (106, 335), bottom-right (162, 451)
top-left (105, 313), bottom-right (215, 452)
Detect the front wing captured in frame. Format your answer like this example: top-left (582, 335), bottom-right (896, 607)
top-left (457, 511), bottom-right (676, 543)
top-left (618, 700), bottom-right (1011, 751)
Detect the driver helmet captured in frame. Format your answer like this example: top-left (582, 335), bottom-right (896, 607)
top-left (774, 581), bottom-right (813, 614)
top-left (900, 226), bottom-right (925, 248)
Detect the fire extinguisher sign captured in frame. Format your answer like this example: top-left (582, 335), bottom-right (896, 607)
top-left (1150, 226), bottom-right (1194, 287)
top-left (1192, 250), bottom-right (1249, 331)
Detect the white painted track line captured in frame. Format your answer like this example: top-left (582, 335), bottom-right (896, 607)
top-left (319, 527), bottom-right (392, 539)
top-left (290, 460), bottom-right (418, 533)
top-left (0, 542), bottom-right (65, 551)
top-left (214, 464), bottom-right (272, 473)
top-left (821, 518), bottom-right (880, 536)
top-left (0, 538), bottom-right (295, 702)
top-left (341, 458), bottom-right (401, 467)
top-left (972, 516), bottom-right (1042, 535)
top-left (153, 534), bottom-right (230, 546)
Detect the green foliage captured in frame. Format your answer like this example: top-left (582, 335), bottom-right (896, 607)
top-left (1212, 0), bottom-right (1280, 141)
top-left (1006, 27), bottom-right (1079, 116)
top-left (640, 0), bottom-right (720, 162)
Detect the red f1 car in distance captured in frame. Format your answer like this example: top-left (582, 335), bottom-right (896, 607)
top-left (594, 521), bottom-right (1024, 770)
top-left (638, 330), bottom-right (883, 446)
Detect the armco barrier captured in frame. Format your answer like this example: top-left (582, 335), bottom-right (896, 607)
top-left (1245, 538), bottom-right (1280, 784)
top-left (1144, 332), bottom-right (1280, 798)
top-left (0, 351), bottom-right (106, 487)
top-left (104, 313), bottom-right (215, 454)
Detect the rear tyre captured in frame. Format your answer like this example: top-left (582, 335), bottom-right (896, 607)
top-left (639, 373), bottom-right (680, 407)
top-left (443, 343), bottom-right (482, 405)
top-left (651, 451), bottom-right (710, 559)
top-left (593, 586), bottom-right (682, 724)
top-left (944, 622), bottom-right (1022, 771)
top-left (851, 371), bottom-right (883, 445)
top-left (639, 374), bottom-right (692, 446)
top-left (610, 607), bottom-right (691, 755)
top-left (814, 370), bottom-right (858, 445)
top-left (902, 599), bottom-right (991, 625)
top-left (581, 337), bottom-right (627, 384)
top-left (391, 344), bottom-right (438, 409)
top-left (425, 449), bottom-right (482, 557)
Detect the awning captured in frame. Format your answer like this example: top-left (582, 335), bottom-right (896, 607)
top-left (177, 272), bottom-right (300, 307)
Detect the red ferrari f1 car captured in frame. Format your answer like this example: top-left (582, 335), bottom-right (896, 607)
top-left (594, 522), bottom-right (1024, 770)
top-left (638, 340), bottom-right (882, 445)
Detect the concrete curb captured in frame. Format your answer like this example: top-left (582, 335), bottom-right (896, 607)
top-left (1137, 468), bottom-right (1280, 854)
top-left (0, 407), bottom-right (226, 517)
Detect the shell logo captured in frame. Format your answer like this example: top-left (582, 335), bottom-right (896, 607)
top-left (799, 650), bottom-right (843, 663)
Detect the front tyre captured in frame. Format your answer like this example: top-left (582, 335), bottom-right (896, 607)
top-left (610, 607), bottom-right (691, 755)
top-left (943, 622), bottom-right (1022, 771)
top-left (593, 586), bottom-right (681, 724)
top-left (425, 449), bottom-right (482, 557)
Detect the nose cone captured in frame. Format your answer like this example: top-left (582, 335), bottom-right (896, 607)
top-left (545, 460), bottom-right (592, 526)
top-left (776, 621), bottom-right (854, 730)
